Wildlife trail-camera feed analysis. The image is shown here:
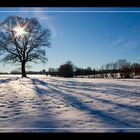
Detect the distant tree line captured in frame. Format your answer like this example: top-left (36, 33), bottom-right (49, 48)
top-left (47, 61), bottom-right (97, 77)
top-left (1, 59), bottom-right (139, 78)
top-left (47, 59), bottom-right (140, 78)
top-left (0, 72), bottom-right (9, 74)
top-left (10, 69), bottom-right (47, 75)
top-left (99, 59), bottom-right (140, 78)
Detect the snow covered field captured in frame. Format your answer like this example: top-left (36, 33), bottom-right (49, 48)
top-left (0, 75), bottom-right (140, 132)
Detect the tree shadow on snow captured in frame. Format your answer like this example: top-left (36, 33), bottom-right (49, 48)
top-left (53, 84), bottom-right (140, 113)
top-left (0, 77), bottom-right (18, 84)
top-left (47, 85), bottom-right (136, 132)
top-left (52, 80), bottom-right (140, 98)
top-left (30, 78), bottom-right (48, 95)
top-left (0, 80), bottom-right (72, 132)
top-left (27, 78), bottom-right (140, 132)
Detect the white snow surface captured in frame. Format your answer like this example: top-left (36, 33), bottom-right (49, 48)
top-left (0, 75), bottom-right (140, 132)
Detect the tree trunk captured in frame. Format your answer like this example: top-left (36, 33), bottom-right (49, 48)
top-left (21, 62), bottom-right (27, 77)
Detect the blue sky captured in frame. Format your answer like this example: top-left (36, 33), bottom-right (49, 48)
top-left (0, 7), bottom-right (140, 72)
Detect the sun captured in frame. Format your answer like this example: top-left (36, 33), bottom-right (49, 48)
top-left (14, 27), bottom-right (26, 37)
top-left (13, 22), bottom-right (27, 37)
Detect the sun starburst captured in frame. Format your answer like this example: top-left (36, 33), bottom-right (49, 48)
top-left (14, 27), bottom-right (26, 36)
top-left (14, 23), bottom-right (27, 37)
top-left (12, 21), bottom-right (29, 38)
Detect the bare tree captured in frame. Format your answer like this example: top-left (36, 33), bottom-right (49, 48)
top-left (116, 59), bottom-right (127, 70)
top-left (0, 16), bottom-right (51, 77)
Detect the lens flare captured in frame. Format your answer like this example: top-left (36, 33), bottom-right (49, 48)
top-left (14, 27), bottom-right (26, 37)
top-left (13, 22), bottom-right (28, 37)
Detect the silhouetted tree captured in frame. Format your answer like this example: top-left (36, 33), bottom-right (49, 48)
top-left (48, 68), bottom-right (58, 76)
top-left (41, 69), bottom-right (46, 74)
top-left (116, 59), bottom-right (127, 70)
top-left (10, 70), bottom-right (20, 74)
top-left (58, 61), bottom-right (74, 77)
top-left (86, 67), bottom-right (92, 75)
top-left (131, 63), bottom-right (140, 75)
top-left (75, 67), bottom-right (83, 76)
top-left (0, 16), bottom-right (51, 77)
top-left (121, 62), bottom-right (131, 78)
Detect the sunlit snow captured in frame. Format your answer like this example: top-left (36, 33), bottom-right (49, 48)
top-left (0, 75), bottom-right (140, 132)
